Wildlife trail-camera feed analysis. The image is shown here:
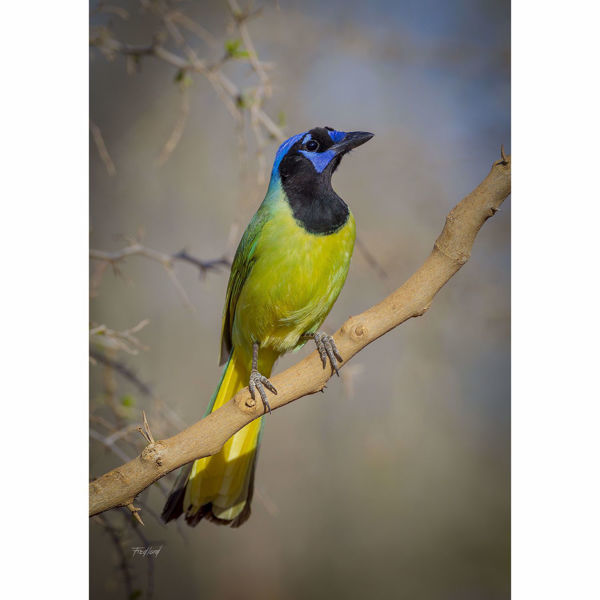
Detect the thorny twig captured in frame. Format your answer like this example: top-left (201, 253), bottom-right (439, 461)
top-left (172, 249), bottom-right (231, 275)
top-left (90, 0), bottom-right (285, 170)
top-left (89, 242), bottom-right (230, 312)
top-left (89, 242), bottom-right (230, 274)
top-left (90, 319), bottom-right (150, 355)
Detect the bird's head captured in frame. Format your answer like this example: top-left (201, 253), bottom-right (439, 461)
top-left (269, 126), bottom-right (374, 191)
top-left (267, 126), bottom-right (373, 234)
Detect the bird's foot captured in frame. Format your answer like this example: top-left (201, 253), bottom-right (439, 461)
top-left (249, 369), bottom-right (277, 414)
top-left (304, 332), bottom-right (343, 376)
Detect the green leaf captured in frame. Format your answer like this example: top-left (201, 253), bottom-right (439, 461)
top-left (225, 39), bottom-right (241, 55)
top-left (121, 394), bottom-right (135, 408)
top-left (225, 39), bottom-right (250, 59)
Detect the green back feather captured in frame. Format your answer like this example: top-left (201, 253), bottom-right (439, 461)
top-left (220, 202), bottom-right (273, 364)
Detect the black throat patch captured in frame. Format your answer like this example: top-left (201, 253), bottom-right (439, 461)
top-left (278, 127), bottom-right (350, 235)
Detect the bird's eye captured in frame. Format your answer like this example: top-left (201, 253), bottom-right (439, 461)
top-left (306, 140), bottom-right (319, 152)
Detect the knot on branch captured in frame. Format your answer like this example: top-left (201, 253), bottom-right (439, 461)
top-left (236, 391), bottom-right (261, 415)
top-left (140, 441), bottom-right (166, 466)
top-left (352, 323), bottom-right (367, 341)
top-left (340, 318), bottom-right (367, 343)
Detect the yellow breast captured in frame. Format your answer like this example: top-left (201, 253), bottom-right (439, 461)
top-left (232, 200), bottom-right (356, 359)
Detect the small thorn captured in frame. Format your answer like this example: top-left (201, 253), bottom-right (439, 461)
top-left (127, 503), bottom-right (145, 526)
top-left (500, 144), bottom-right (508, 165)
top-left (137, 410), bottom-right (155, 444)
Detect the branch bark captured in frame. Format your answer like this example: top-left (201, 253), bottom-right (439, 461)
top-left (89, 153), bottom-right (511, 518)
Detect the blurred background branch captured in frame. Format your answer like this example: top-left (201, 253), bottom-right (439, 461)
top-left (90, 0), bottom-right (284, 181)
top-left (90, 239), bottom-right (230, 311)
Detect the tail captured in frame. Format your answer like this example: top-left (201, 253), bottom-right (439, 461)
top-left (161, 348), bottom-right (266, 528)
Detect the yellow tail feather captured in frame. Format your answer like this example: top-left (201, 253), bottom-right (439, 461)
top-left (183, 348), bottom-right (266, 525)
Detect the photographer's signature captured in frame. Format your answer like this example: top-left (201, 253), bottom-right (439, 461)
top-left (131, 546), bottom-right (163, 558)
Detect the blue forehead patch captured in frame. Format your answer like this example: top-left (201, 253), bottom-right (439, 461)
top-left (328, 129), bottom-right (346, 143)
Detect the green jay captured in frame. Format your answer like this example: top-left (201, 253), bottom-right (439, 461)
top-left (162, 126), bottom-right (373, 527)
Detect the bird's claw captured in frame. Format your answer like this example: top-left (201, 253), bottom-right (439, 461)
top-left (249, 369), bottom-right (277, 414)
top-left (309, 332), bottom-right (343, 376)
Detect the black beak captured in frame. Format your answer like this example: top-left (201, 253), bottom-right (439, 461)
top-left (331, 131), bottom-right (374, 156)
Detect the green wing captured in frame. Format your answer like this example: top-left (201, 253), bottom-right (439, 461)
top-left (219, 206), bottom-right (270, 364)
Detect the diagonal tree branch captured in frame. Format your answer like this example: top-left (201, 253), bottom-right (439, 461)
top-left (89, 153), bottom-right (511, 518)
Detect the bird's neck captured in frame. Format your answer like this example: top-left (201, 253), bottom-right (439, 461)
top-left (274, 176), bottom-right (349, 236)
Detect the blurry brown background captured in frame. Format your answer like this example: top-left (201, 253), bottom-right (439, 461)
top-left (90, 1), bottom-right (510, 598)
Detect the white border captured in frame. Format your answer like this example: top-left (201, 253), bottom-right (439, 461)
top-left (513, 1), bottom-right (600, 598)
top-left (0, 2), bottom-right (88, 597)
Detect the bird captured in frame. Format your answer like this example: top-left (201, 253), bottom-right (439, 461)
top-left (161, 126), bottom-right (373, 527)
